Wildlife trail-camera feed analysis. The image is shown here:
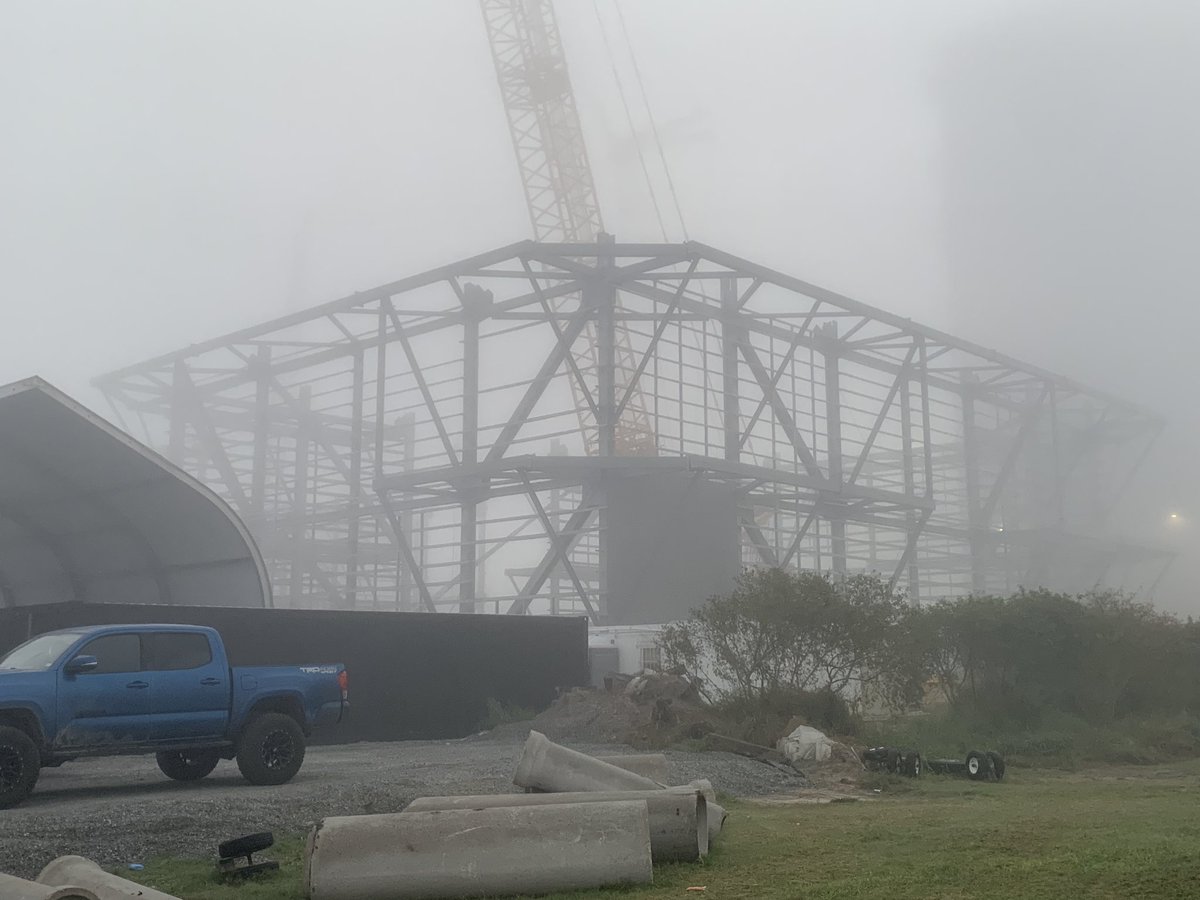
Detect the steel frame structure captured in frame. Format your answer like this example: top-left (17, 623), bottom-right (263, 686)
top-left (95, 238), bottom-right (1171, 621)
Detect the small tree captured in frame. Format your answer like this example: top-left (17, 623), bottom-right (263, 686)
top-left (660, 568), bottom-right (922, 713)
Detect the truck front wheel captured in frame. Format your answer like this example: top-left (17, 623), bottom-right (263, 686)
top-left (236, 713), bottom-right (306, 786)
top-left (0, 725), bottom-right (40, 809)
top-left (157, 749), bottom-right (221, 782)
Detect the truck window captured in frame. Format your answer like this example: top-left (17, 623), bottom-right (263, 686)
top-left (145, 633), bottom-right (213, 671)
top-left (77, 634), bottom-right (142, 674)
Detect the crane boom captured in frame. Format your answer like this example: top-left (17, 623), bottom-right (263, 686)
top-left (480, 0), bottom-right (604, 242)
top-left (480, 0), bottom-right (657, 455)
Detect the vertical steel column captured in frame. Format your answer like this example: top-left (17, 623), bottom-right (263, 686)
top-left (251, 348), bottom-right (271, 518)
top-left (594, 248), bottom-right (617, 457)
top-left (398, 413), bottom-right (416, 611)
top-left (820, 323), bottom-right (846, 574)
top-left (721, 277), bottom-right (741, 462)
top-left (900, 376), bottom-right (921, 601)
top-left (346, 351), bottom-right (364, 610)
top-left (960, 375), bottom-right (986, 593)
top-left (168, 358), bottom-right (187, 464)
top-left (459, 291), bottom-right (482, 614)
top-left (289, 385), bottom-right (312, 604)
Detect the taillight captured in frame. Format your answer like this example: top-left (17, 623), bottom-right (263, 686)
top-left (338, 669), bottom-right (349, 701)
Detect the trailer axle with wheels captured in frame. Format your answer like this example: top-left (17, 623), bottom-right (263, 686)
top-left (926, 749), bottom-right (1006, 781)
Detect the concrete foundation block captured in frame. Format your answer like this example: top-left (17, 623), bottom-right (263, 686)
top-left (304, 800), bottom-right (653, 900)
top-left (405, 786), bottom-right (707, 862)
top-left (36, 857), bottom-right (181, 900)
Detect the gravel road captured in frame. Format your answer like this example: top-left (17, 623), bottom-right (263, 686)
top-left (1, 731), bottom-right (807, 879)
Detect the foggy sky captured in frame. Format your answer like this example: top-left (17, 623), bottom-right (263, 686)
top-left (2, 1), bottom-right (1195, 608)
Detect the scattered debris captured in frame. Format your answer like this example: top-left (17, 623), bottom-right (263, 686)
top-left (702, 733), bottom-right (801, 775)
top-left (862, 746), bottom-right (923, 777)
top-left (779, 724), bottom-right (835, 763)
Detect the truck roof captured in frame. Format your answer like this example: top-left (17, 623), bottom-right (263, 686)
top-left (37, 624), bottom-right (220, 638)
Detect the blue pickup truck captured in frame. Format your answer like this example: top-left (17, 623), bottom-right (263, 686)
top-left (0, 624), bottom-right (348, 808)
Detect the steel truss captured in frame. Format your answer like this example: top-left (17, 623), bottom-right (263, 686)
top-left (95, 239), bottom-right (1172, 620)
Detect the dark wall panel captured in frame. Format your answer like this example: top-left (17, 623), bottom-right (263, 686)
top-left (605, 472), bottom-right (739, 624)
top-left (0, 605), bottom-right (587, 742)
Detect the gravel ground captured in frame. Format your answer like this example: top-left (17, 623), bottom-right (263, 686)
top-left (0, 730), bottom-right (808, 879)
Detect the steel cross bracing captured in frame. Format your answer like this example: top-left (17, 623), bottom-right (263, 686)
top-left (480, 0), bottom-right (656, 456)
top-left (95, 240), bottom-right (1172, 620)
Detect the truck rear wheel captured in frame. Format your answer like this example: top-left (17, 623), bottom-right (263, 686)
top-left (157, 749), bottom-right (221, 782)
top-left (0, 725), bottom-right (40, 809)
top-left (236, 713), bottom-right (306, 786)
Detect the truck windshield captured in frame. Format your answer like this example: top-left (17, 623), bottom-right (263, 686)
top-left (0, 633), bottom-right (83, 670)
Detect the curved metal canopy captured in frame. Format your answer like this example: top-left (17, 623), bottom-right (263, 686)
top-left (0, 378), bottom-right (270, 608)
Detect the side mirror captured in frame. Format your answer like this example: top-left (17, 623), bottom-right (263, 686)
top-left (65, 655), bottom-right (99, 676)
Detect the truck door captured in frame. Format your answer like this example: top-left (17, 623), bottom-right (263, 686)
top-left (55, 633), bottom-right (150, 748)
top-left (144, 631), bottom-right (229, 743)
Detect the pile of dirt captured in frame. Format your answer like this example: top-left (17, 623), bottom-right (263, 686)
top-left (503, 673), bottom-right (719, 747)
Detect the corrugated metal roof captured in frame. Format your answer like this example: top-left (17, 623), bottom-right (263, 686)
top-left (0, 377), bottom-right (269, 608)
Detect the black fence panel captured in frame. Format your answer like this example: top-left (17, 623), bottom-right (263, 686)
top-left (0, 605), bottom-right (587, 741)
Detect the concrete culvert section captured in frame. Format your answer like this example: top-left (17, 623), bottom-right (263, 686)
top-left (37, 857), bottom-right (181, 900)
top-left (598, 753), bottom-right (670, 782)
top-left (304, 801), bottom-right (653, 900)
top-left (0, 872), bottom-right (99, 900)
top-left (514, 730), bottom-right (665, 792)
top-left (405, 787), bottom-right (708, 862)
top-left (514, 730), bottom-right (727, 842)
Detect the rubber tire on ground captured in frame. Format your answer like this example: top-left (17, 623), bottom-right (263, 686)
top-left (157, 749), bottom-right (221, 782)
top-left (902, 749), bottom-right (922, 777)
top-left (987, 750), bottom-right (1006, 781)
top-left (236, 713), bottom-right (306, 786)
top-left (965, 749), bottom-right (990, 781)
top-left (885, 747), bottom-right (901, 774)
top-left (0, 725), bottom-right (40, 809)
top-left (219, 832), bottom-right (275, 859)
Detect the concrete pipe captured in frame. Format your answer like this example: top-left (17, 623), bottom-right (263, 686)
top-left (689, 778), bottom-right (728, 839)
top-left (36, 857), bottom-right (181, 900)
top-left (514, 732), bottom-right (727, 840)
top-left (304, 800), bottom-right (652, 900)
top-left (513, 731), bottom-right (664, 793)
top-left (598, 753), bottom-right (670, 782)
top-left (405, 787), bottom-right (707, 862)
top-left (0, 872), bottom-right (99, 900)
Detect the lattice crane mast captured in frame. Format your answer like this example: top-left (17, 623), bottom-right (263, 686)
top-left (479, 0), bottom-right (657, 454)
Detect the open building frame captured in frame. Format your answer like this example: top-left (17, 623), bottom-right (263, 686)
top-left (96, 238), bottom-right (1171, 621)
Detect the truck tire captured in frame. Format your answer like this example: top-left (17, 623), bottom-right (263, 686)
top-left (965, 749), bottom-right (989, 781)
top-left (0, 725), bottom-right (40, 809)
top-left (157, 749), bottom-right (221, 782)
top-left (236, 713), bottom-right (306, 786)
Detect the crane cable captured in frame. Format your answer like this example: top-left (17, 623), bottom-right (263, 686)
top-left (591, 0), bottom-right (670, 241)
top-left (611, 0), bottom-right (689, 240)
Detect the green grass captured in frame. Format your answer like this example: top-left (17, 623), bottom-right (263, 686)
top-left (864, 710), bottom-right (1200, 769)
top-left (129, 762), bottom-right (1200, 899)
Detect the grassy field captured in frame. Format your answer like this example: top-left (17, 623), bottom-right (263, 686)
top-left (130, 761), bottom-right (1200, 899)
